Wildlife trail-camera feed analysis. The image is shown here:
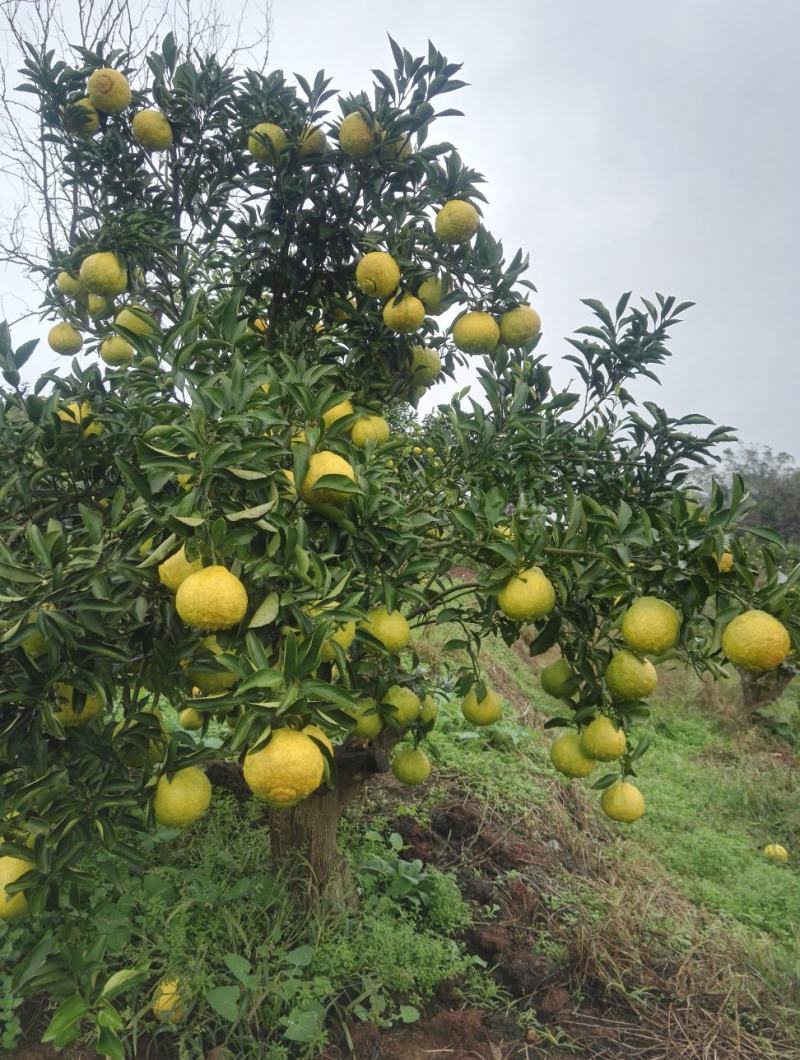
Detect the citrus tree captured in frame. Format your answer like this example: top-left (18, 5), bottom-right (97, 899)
top-left (0, 30), bottom-right (798, 1045)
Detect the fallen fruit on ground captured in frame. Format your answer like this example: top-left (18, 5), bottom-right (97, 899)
top-left (0, 856), bottom-right (34, 920)
top-left (152, 978), bottom-right (187, 1023)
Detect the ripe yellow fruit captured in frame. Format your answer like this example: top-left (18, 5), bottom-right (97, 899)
top-left (0, 856), bottom-right (33, 920)
top-left (354, 697), bottom-right (384, 738)
top-left (69, 97), bottom-right (99, 135)
top-left (382, 293), bottom-right (426, 333)
top-left (717, 552), bottom-right (734, 573)
top-left (462, 686), bottom-right (502, 726)
top-left (175, 566), bottom-right (247, 630)
top-left (351, 414), bottom-right (390, 447)
top-left (48, 322), bottom-right (83, 355)
top-left (300, 451), bottom-right (356, 506)
top-left (132, 109), bottom-right (173, 151)
top-left (452, 312), bottom-right (500, 354)
top-left (383, 685), bottom-right (421, 726)
top-left (420, 695), bottom-right (439, 725)
top-left (116, 305), bottom-right (156, 336)
top-left (378, 126), bottom-right (412, 160)
top-left (100, 336), bottom-right (133, 366)
top-left (580, 717), bottom-right (626, 761)
top-left (80, 252), bottom-right (127, 297)
top-left (605, 650), bottom-right (658, 701)
top-left (620, 597), bottom-right (681, 656)
top-left (152, 979), bottom-right (187, 1023)
top-left (417, 276), bottom-right (444, 313)
top-left (54, 682), bottom-right (102, 727)
top-left (299, 124), bottom-right (327, 157)
top-left (409, 345), bottom-right (441, 384)
top-left (158, 545), bottom-right (203, 592)
top-left (21, 608), bottom-right (51, 661)
top-left (153, 767), bottom-right (211, 827)
top-left (540, 659), bottom-right (574, 698)
top-left (435, 199), bottom-right (480, 244)
top-left (763, 843), bottom-right (789, 861)
top-left (179, 707), bottom-right (203, 731)
top-left (361, 606), bottom-right (410, 653)
top-left (56, 400), bottom-right (102, 437)
top-left (248, 122), bottom-right (288, 160)
top-left (721, 610), bottom-right (791, 672)
top-left (243, 728), bottom-right (324, 807)
top-left (87, 294), bottom-right (113, 318)
top-left (600, 780), bottom-right (645, 823)
top-left (56, 271), bottom-right (85, 297)
top-left (87, 68), bottom-right (131, 114)
top-left (499, 305), bottom-right (541, 346)
top-left (322, 399), bottom-right (354, 427)
top-left (497, 567), bottom-right (556, 622)
top-left (303, 724), bottom-right (334, 756)
top-left (550, 732), bottom-right (597, 778)
top-left (320, 619), bottom-right (357, 662)
top-left (356, 251), bottom-right (400, 298)
top-left (339, 111), bottom-right (377, 157)
top-left (392, 746), bottom-right (431, 785)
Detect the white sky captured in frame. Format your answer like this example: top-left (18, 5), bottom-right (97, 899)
top-left (3, 0), bottom-right (798, 457)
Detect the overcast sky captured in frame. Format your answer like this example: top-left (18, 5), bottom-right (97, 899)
top-left (3, 0), bottom-right (798, 457)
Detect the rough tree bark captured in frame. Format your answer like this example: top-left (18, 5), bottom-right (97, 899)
top-left (739, 664), bottom-right (796, 713)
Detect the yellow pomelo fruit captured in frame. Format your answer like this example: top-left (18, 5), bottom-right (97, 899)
top-left (383, 685), bottom-right (421, 726)
top-left (48, 322), bottom-right (83, 355)
top-left (69, 97), bottom-right (99, 135)
top-left (452, 312), bottom-right (500, 354)
top-left (600, 780), bottom-right (645, 823)
top-left (717, 552), bottom-right (734, 573)
top-left (763, 843), bottom-right (789, 861)
top-left (605, 650), bottom-right (657, 701)
top-left (420, 695), bottom-right (439, 725)
top-left (378, 126), bottom-right (412, 159)
top-left (499, 305), bottom-right (541, 346)
top-left (158, 545), bottom-right (202, 592)
top-left (382, 293), bottom-right (426, 333)
top-left (550, 732), bottom-right (596, 778)
top-left (721, 610), bottom-right (790, 672)
top-left (116, 305), bottom-right (156, 336)
top-left (339, 111), bottom-right (377, 157)
top-left (179, 707), bottom-right (203, 731)
top-left (132, 109), bottom-right (173, 151)
top-left (411, 446), bottom-right (423, 456)
top-left (152, 978), bottom-right (187, 1023)
top-left (54, 682), bottom-right (102, 727)
top-left (417, 276), bottom-right (444, 313)
top-left (497, 567), bottom-right (556, 622)
top-left (87, 68), bottom-right (131, 114)
top-left (184, 634), bottom-right (236, 692)
top-left (392, 746), bottom-right (431, 785)
top-left (175, 566), bottom-right (248, 630)
top-left (435, 199), bottom-right (480, 244)
top-left (0, 856), bottom-right (34, 920)
top-left (540, 659), bottom-right (574, 698)
top-left (299, 124), bottom-right (327, 157)
top-left (462, 686), bottom-right (502, 726)
top-left (409, 345), bottom-right (441, 384)
top-left (87, 294), bottom-right (113, 318)
top-left (361, 606), bottom-right (410, 653)
top-left (100, 336), bottom-right (134, 366)
top-left (356, 251), bottom-right (400, 298)
top-left (153, 767), bottom-right (211, 827)
top-left (56, 400), bottom-right (102, 437)
top-left (300, 451), bottom-right (356, 506)
top-left (243, 728), bottom-right (324, 807)
top-left (303, 724), bottom-right (334, 756)
top-left (351, 414), bottom-right (390, 446)
top-left (56, 271), bottom-right (85, 298)
top-left (248, 122), bottom-right (287, 160)
top-left (620, 597), bottom-right (681, 655)
top-left (580, 717), bottom-right (626, 761)
top-left (354, 697), bottom-right (384, 739)
top-left (322, 399), bottom-right (354, 427)
top-left (80, 252), bottom-right (127, 297)
top-left (21, 607), bottom-right (52, 661)
top-left (320, 619), bottom-right (356, 662)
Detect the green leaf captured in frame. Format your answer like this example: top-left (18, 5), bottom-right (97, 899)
top-left (248, 592), bottom-right (280, 629)
top-left (237, 668), bottom-right (283, 693)
top-left (100, 966), bottom-right (148, 1000)
top-left (223, 953), bottom-right (253, 984)
top-left (400, 1004), bottom-right (420, 1023)
top-left (96, 1027), bottom-right (125, 1060)
top-left (284, 944), bottom-right (315, 967)
top-left (42, 995), bottom-right (88, 1046)
top-left (283, 1000), bottom-right (325, 1043)
top-left (204, 984), bottom-right (240, 1022)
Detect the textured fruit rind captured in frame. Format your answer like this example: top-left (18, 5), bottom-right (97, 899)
top-left (462, 687), bottom-right (502, 726)
top-left (550, 733), bottom-right (596, 778)
top-left (605, 650), bottom-right (658, 700)
top-left (361, 607), bottom-right (410, 653)
top-left (600, 781), bottom-right (645, 823)
top-left (579, 716), bottom-right (626, 761)
top-left (497, 567), bottom-right (556, 622)
top-left (721, 610), bottom-right (791, 672)
top-left (242, 729), bottom-right (324, 807)
top-left (175, 566), bottom-right (248, 630)
top-left (620, 597), bottom-right (680, 655)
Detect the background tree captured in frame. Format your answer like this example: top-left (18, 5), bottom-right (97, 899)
top-left (0, 28), bottom-right (797, 1054)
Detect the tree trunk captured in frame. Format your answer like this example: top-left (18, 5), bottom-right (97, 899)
top-left (739, 664), bottom-right (796, 713)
